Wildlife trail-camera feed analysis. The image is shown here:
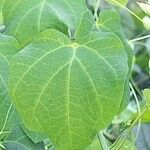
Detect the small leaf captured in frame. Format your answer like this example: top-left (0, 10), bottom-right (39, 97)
top-left (76, 10), bottom-right (95, 41)
top-left (97, 10), bottom-right (123, 33)
top-left (96, 10), bottom-right (133, 112)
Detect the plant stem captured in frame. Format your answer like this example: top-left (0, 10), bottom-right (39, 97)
top-left (115, 107), bottom-right (147, 150)
top-left (98, 131), bottom-right (110, 150)
top-left (0, 104), bottom-right (13, 135)
top-left (94, 0), bottom-right (101, 20)
top-left (129, 35), bottom-right (150, 43)
top-left (110, 82), bottom-right (145, 149)
top-left (130, 77), bottom-right (143, 97)
top-left (129, 82), bottom-right (141, 144)
top-left (0, 130), bottom-right (11, 135)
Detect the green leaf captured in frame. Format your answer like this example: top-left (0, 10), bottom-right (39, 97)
top-left (21, 123), bottom-right (47, 143)
top-left (96, 10), bottom-right (133, 66)
top-left (2, 0), bottom-right (87, 46)
top-left (3, 125), bottom-right (45, 150)
top-left (96, 10), bottom-right (133, 64)
top-left (75, 10), bottom-right (95, 41)
top-left (96, 10), bottom-right (123, 33)
top-left (76, 10), bottom-right (133, 111)
top-left (0, 34), bottom-right (20, 140)
top-left (9, 10), bottom-right (130, 149)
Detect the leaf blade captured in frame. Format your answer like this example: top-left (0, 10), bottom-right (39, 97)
top-left (9, 25), bottom-right (129, 149)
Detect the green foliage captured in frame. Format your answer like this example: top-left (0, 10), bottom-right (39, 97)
top-left (21, 123), bottom-right (47, 143)
top-left (2, 0), bottom-right (87, 46)
top-left (3, 125), bottom-right (45, 150)
top-left (0, 34), bottom-right (20, 140)
top-left (3, 0), bottom-right (150, 149)
top-left (8, 9), bottom-right (131, 149)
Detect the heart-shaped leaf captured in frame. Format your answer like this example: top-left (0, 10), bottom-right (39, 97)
top-left (9, 9), bottom-right (131, 149)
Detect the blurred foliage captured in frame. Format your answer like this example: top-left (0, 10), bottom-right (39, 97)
top-left (141, 89), bottom-right (150, 122)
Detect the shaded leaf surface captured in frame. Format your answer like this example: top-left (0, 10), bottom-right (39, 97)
top-left (3, 125), bottom-right (45, 150)
top-left (21, 123), bottom-right (47, 143)
top-left (0, 34), bottom-right (20, 140)
top-left (2, 0), bottom-right (87, 46)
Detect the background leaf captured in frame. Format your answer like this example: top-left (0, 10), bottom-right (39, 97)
top-left (2, 0), bottom-right (87, 46)
top-left (0, 34), bottom-right (20, 140)
top-left (3, 125), bottom-right (45, 150)
top-left (76, 10), bottom-right (133, 111)
top-left (20, 123), bottom-right (47, 144)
